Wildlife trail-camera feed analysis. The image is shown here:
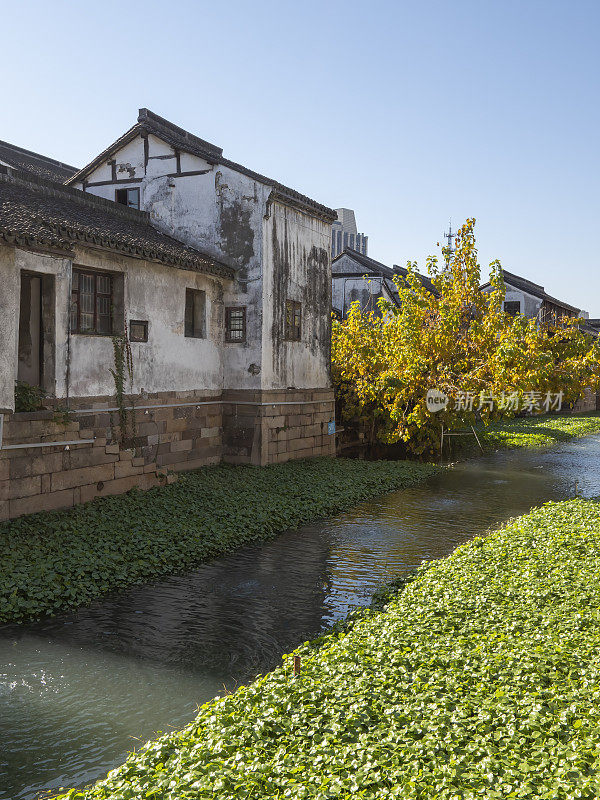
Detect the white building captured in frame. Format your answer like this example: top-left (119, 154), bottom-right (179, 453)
top-left (332, 249), bottom-right (437, 319)
top-left (480, 269), bottom-right (586, 325)
top-left (0, 109), bottom-right (337, 519)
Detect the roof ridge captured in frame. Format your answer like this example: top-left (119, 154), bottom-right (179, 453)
top-left (335, 247), bottom-right (391, 269)
top-left (66, 109), bottom-right (336, 221)
top-left (501, 268), bottom-right (545, 292)
top-left (138, 108), bottom-right (223, 159)
top-left (0, 165), bottom-right (152, 225)
top-left (0, 139), bottom-right (77, 171)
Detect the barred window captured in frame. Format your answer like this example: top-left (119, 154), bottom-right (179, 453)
top-left (285, 300), bottom-right (302, 341)
top-left (70, 269), bottom-right (113, 334)
top-left (225, 307), bottom-right (246, 343)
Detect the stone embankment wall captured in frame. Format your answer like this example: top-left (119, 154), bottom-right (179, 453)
top-left (0, 389), bottom-right (336, 520)
top-left (572, 388), bottom-right (599, 414)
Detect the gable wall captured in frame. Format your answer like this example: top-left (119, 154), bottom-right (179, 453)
top-left (79, 132), bottom-right (333, 392)
top-left (331, 253), bottom-right (396, 318)
top-left (482, 282), bottom-right (542, 319)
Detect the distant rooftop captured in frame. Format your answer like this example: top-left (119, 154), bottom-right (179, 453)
top-left (0, 139), bottom-right (77, 183)
top-left (481, 268), bottom-right (581, 314)
top-left (332, 247), bottom-right (438, 297)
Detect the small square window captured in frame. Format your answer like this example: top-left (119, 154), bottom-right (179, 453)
top-left (225, 307), bottom-right (246, 343)
top-left (129, 320), bottom-right (148, 342)
top-left (285, 300), bottom-right (302, 341)
top-left (116, 187), bottom-right (140, 209)
top-left (185, 289), bottom-right (206, 338)
top-left (504, 301), bottom-right (520, 316)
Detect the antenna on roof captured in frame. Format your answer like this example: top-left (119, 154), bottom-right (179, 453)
top-left (443, 219), bottom-right (455, 267)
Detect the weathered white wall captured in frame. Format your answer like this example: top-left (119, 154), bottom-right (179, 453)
top-left (67, 246), bottom-right (227, 397)
top-left (78, 131), bottom-right (333, 392)
top-left (482, 283), bottom-right (542, 319)
top-left (262, 202), bottom-right (331, 389)
top-left (0, 244), bottom-right (19, 411)
top-left (7, 244), bottom-right (231, 400)
top-left (78, 135), bottom-right (272, 391)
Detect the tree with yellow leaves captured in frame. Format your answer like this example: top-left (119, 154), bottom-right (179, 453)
top-left (332, 219), bottom-right (600, 455)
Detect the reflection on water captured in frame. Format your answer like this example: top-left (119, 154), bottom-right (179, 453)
top-left (1, 436), bottom-right (599, 800)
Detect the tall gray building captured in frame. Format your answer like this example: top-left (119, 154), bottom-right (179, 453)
top-left (331, 208), bottom-right (368, 258)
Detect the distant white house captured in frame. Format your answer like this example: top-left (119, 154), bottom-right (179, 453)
top-left (480, 269), bottom-right (588, 327)
top-left (332, 248), bottom-right (437, 319)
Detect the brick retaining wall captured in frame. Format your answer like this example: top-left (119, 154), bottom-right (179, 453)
top-left (222, 388), bottom-right (336, 465)
top-left (572, 388), bottom-right (598, 414)
top-left (0, 388), bottom-right (336, 520)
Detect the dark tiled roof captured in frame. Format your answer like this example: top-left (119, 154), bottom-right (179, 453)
top-left (333, 248), bottom-right (395, 278)
top-left (0, 166), bottom-right (233, 279)
top-left (333, 248), bottom-right (438, 296)
top-left (67, 109), bottom-right (336, 222)
top-left (393, 263), bottom-right (438, 296)
top-left (481, 268), bottom-right (581, 314)
top-left (0, 139), bottom-right (77, 183)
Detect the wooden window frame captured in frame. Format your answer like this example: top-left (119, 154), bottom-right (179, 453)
top-left (129, 320), bottom-right (148, 343)
top-left (285, 299), bottom-right (302, 341)
top-left (225, 306), bottom-right (246, 343)
top-left (70, 268), bottom-right (114, 335)
top-left (115, 187), bottom-right (140, 209)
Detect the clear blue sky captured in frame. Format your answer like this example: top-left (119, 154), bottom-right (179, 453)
top-left (2, 0), bottom-right (598, 312)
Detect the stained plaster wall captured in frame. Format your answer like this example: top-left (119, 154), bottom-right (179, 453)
top-left (4, 243), bottom-right (229, 402)
top-left (67, 246), bottom-right (227, 397)
top-left (262, 202), bottom-right (331, 389)
top-left (77, 134), bottom-right (268, 391)
top-left (78, 131), bottom-right (333, 392)
top-left (481, 282), bottom-right (542, 319)
top-left (0, 244), bottom-right (19, 412)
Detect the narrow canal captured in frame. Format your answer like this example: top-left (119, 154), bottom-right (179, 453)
top-left (2, 435), bottom-right (600, 800)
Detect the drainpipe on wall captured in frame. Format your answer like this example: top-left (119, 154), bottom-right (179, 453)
top-left (0, 413), bottom-right (3, 450)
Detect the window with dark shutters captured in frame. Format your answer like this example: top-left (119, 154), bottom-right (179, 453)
top-left (70, 269), bottom-right (114, 334)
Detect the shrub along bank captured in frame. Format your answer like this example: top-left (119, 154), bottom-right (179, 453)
top-left (0, 457), bottom-right (437, 624)
top-left (53, 497), bottom-right (600, 800)
top-left (481, 412), bottom-right (600, 450)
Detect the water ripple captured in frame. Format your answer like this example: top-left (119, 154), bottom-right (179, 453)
top-left (1, 435), bottom-right (599, 800)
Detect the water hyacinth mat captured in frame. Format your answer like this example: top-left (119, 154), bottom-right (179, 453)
top-left (53, 497), bottom-right (600, 799)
